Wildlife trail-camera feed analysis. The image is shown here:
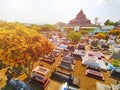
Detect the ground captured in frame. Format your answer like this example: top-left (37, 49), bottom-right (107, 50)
top-left (0, 45), bottom-right (119, 90)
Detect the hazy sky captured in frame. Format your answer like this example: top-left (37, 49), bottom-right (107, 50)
top-left (0, 0), bottom-right (120, 24)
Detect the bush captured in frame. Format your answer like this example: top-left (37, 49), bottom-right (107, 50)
top-left (13, 65), bottom-right (23, 73)
top-left (112, 60), bottom-right (119, 67)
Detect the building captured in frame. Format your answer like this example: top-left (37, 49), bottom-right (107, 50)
top-left (101, 26), bottom-right (114, 32)
top-left (63, 9), bottom-right (97, 31)
top-left (69, 9), bottom-right (92, 26)
top-left (92, 26), bottom-right (114, 34)
top-left (114, 25), bottom-right (120, 30)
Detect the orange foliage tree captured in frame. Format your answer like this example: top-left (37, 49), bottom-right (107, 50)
top-left (109, 30), bottom-right (120, 35)
top-left (96, 32), bottom-right (108, 40)
top-left (27, 24), bottom-right (42, 33)
top-left (0, 22), bottom-right (54, 78)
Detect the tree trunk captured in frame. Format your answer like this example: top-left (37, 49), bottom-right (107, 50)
top-left (22, 59), bottom-right (35, 81)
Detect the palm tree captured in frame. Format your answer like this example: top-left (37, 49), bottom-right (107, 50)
top-left (95, 17), bottom-right (98, 25)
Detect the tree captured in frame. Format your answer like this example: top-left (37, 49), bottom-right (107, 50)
top-left (112, 60), bottom-right (119, 67)
top-left (95, 17), bottom-right (98, 25)
top-left (56, 22), bottom-right (66, 26)
top-left (41, 24), bottom-right (56, 32)
top-left (80, 30), bottom-right (88, 35)
top-left (67, 31), bottom-right (81, 44)
top-left (0, 22), bottom-right (54, 79)
top-left (118, 34), bottom-right (120, 39)
top-left (96, 32), bottom-right (108, 39)
top-left (109, 30), bottom-right (120, 35)
top-left (104, 19), bottom-right (119, 26)
top-left (104, 19), bottom-right (111, 25)
top-left (58, 31), bottom-right (64, 38)
top-left (28, 24), bottom-right (42, 33)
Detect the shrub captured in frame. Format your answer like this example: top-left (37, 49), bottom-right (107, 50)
top-left (112, 60), bottom-right (119, 67)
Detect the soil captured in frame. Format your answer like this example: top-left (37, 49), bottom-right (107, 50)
top-left (0, 45), bottom-right (119, 90)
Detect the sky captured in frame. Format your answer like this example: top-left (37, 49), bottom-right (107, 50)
top-left (0, 0), bottom-right (120, 25)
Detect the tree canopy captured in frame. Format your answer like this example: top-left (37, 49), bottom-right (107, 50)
top-left (67, 31), bottom-right (81, 44)
top-left (0, 22), bottom-right (54, 78)
top-left (41, 24), bottom-right (57, 31)
top-left (109, 29), bottom-right (120, 35)
top-left (96, 32), bottom-right (108, 39)
top-left (28, 24), bottom-right (42, 33)
top-left (104, 19), bottom-right (119, 26)
top-left (80, 30), bottom-right (88, 35)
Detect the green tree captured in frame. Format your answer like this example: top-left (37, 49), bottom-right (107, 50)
top-left (112, 60), bottom-right (119, 67)
top-left (41, 24), bottom-right (56, 32)
top-left (104, 19), bottom-right (119, 26)
top-left (80, 30), bottom-right (88, 35)
top-left (67, 31), bottom-right (81, 44)
top-left (104, 19), bottom-right (111, 25)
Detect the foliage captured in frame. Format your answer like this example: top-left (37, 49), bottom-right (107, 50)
top-left (56, 22), bottom-right (66, 29)
top-left (0, 21), bottom-right (21, 30)
top-left (13, 65), bottom-right (23, 73)
top-left (104, 19), bottom-right (119, 26)
top-left (41, 24), bottom-right (56, 31)
top-left (112, 60), bottom-right (119, 67)
top-left (58, 31), bottom-right (64, 38)
top-left (67, 31), bottom-right (81, 44)
top-left (56, 22), bottom-right (66, 26)
top-left (28, 24), bottom-right (42, 33)
top-left (109, 30), bottom-right (120, 35)
top-left (80, 30), bottom-right (88, 35)
top-left (0, 22), bottom-right (54, 78)
top-left (87, 29), bottom-right (94, 33)
top-left (118, 34), bottom-right (120, 39)
top-left (64, 28), bottom-right (73, 33)
top-left (96, 32), bottom-right (108, 39)
top-left (104, 19), bottom-right (111, 25)
top-left (1, 83), bottom-right (14, 90)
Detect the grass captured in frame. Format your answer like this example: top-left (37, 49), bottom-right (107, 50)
top-left (1, 83), bottom-right (15, 90)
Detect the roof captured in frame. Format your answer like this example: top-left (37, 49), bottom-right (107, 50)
top-left (77, 9), bottom-right (85, 17)
top-left (64, 23), bottom-right (96, 27)
top-left (67, 9), bottom-right (97, 27)
top-left (102, 26), bottom-right (114, 30)
top-left (70, 18), bottom-right (76, 21)
top-left (114, 25), bottom-right (120, 29)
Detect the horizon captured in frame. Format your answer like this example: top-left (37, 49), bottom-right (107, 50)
top-left (0, 0), bottom-right (120, 25)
